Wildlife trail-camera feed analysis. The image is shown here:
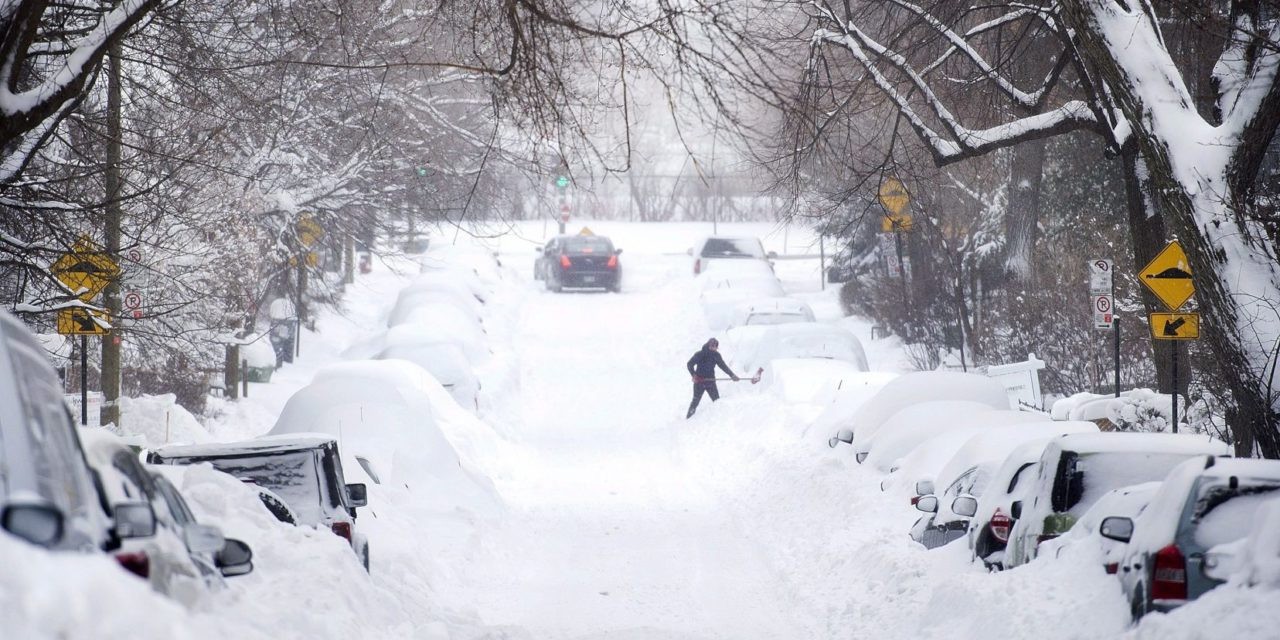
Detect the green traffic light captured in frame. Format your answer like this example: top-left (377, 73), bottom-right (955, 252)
top-left (416, 167), bottom-right (428, 177)
top-left (555, 175), bottom-right (569, 188)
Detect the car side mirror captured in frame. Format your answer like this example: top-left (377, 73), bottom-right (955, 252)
top-left (914, 480), bottom-right (934, 497)
top-left (767, 251), bottom-right (778, 259)
top-left (952, 496), bottom-right (979, 518)
top-left (828, 429), bottom-right (854, 448)
top-left (1099, 516), bottom-right (1134, 543)
top-left (346, 483), bottom-right (368, 508)
top-left (183, 523), bottom-right (226, 555)
top-left (217, 538), bottom-right (254, 577)
top-left (1, 503), bottom-right (65, 547)
top-left (615, 248), bottom-right (623, 255)
top-left (1010, 500), bottom-right (1023, 520)
top-left (915, 496), bottom-right (938, 513)
top-left (113, 502), bottom-right (156, 539)
top-left (855, 451), bottom-right (869, 464)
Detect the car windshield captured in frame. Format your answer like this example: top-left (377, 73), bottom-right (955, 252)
top-left (700, 238), bottom-right (763, 258)
top-left (169, 450), bottom-right (328, 523)
top-left (745, 312), bottom-right (808, 326)
top-left (1193, 484), bottom-right (1280, 548)
top-left (776, 333), bottom-right (857, 361)
top-left (562, 237), bottom-right (613, 254)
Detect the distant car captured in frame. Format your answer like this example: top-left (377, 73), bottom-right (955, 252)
top-left (0, 310), bottom-right (115, 553)
top-left (149, 435), bottom-right (370, 571)
top-left (377, 337), bottom-right (481, 412)
top-left (82, 429), bottom-right (253, 605)
top-left (540, 234), bottom-right (622, 292)
top-left (1105, 456), bottom-right (1280, 619)
top-left (689, 236), bottom-right (773, 276)
top-left (699, 273), bottom-right (787, 330)
top-left (1003, 432), bottom-right (1232, 569)
top-left (727, 297), bottom-right (815, 329)
top-left (735, 323), bottom-right (867, 372)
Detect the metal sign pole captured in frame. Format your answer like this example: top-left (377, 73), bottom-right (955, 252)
top-left (1114, 317), bottom-right (1121, 398)
top-left (1171, 342), bottom-right (1179, 433)
top-left (80, 335), bottom-right (88, 426)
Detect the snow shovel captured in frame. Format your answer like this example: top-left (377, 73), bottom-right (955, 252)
top-left (698, 368), bottom-right (764, 384)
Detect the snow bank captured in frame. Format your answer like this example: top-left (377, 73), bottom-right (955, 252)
top-left (115, 394), bottom-right (212, 447)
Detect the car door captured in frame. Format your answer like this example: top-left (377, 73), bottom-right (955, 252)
top-left (112, 452), bottom-right (203, 598)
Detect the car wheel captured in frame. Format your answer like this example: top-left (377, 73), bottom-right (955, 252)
top-left (549, 280), bottom-right (562, 293)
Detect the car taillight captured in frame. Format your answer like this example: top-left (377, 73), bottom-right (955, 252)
top-left (115, 551), bottom-right (150, 579)
top-left (331, 521), bottom-right (353, 542)
top-left (1151, 544), bottom-right (1188, 601)
top-left (694, 258), bottom-right (701, 274)
top-left (560, 255), bottom-right (571, 269)
top-left (989, 510), bottom-right (1012, 542)
top-left (910, 496), bottom-right (920, 506)
top-left (1105, 563), bottom-right (1119, 575)
top-left (606, 255), bottom-right (618, 269)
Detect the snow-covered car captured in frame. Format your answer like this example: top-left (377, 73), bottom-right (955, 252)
top-left (419, 244), bottom-right (503, 286)
top-left (82, 429), bottom-right (247, 605)
top-left (828, 371), bottom-right (1012, 452)
top-left (415, 263), bottom-right (490, 302)
top-left (858, 403), bottom-right (1023, 469)
top-left (389, 284), bottom-right (483, 323)
top-left (1037, 480), bottom-right (1161, 574)
top-left (1003, 432), bottom-right (1232, 569)
top-left (689, 235), bottom-right (773, 276)
top-left (0, 310), bottom-right (114, 552)
top-left (726, 297), bottom-right (815, 329)
top-left (698, 273), bottom-right (786, 330)
top-left (149, 435), bottom-right (370, 571)
top-left (376, 331), bottom-right (481, 411)
top-left (734, 323), bottom-right (868, 373)
top-left (387, 300), bottom-right (488, 357)
top-left (1102, 456), bottom-right (1280, 618)
top-left (910, 421), bottom-right (1098, 550)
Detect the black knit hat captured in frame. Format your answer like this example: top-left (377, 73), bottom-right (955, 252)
top-left (706, 338), bottom-right (719, 348)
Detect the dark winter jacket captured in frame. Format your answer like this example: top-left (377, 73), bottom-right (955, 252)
top-left (687, 344), bottom-right (736, 380)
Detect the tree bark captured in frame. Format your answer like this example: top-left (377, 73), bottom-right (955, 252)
top-left (1004, 139), bottom-right (1047, 281)
top-left (100, 42), bottom-right (123, 428)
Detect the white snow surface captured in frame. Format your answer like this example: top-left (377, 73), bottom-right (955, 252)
top-left (3, 221), bottom-right (1274, 639)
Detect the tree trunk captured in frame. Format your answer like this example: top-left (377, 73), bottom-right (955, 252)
top-left (1004, 138), bottom-right (1047, 281)
top-left (1119, 143), bottom-right (1181, 394)
top-left (100, 42), bottom-right (124, 428)
top-left (224, 344), bottom-right (240, 401)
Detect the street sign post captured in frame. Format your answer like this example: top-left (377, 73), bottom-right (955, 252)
top-left (1138, 241), bottom-right (1198, 432)
top-left (56, 308), bottom-right (109, 335)
top-left (1092, 294), bottom-right (1114, 328)
top-left (1089, 258), bottom-right (1118, 396)
top-left (52, 239), bottom-right (120, 300)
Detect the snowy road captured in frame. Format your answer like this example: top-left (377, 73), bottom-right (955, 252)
top-left (445, 255), bottom-right (812, 639)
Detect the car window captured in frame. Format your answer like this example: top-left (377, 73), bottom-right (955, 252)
top-left (1193, 484), bottom-right (1280, 548)
top-left (152, 475), bottom-right (196, 527)
top-left (561, 236), bottom-right (613, 254)
top-left (173, 450), bottom-right (325, 522)
top-left (1057, 451), bottom-right (1199, 516)
top-left (112, 451), bottom-right (156, 500)
top-left (1008, 462), bottom-right (1036, 494)
top-left (700, 238), bottom-right (763, 258)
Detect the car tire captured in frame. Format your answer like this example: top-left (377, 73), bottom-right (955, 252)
top-left (549, 280), bottom-right (562, 293)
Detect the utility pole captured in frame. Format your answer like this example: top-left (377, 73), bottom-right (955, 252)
top-left (100, 41), bottom-right (124, 428)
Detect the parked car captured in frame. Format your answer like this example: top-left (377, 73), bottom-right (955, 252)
top-left (734, 323), bottom-right (869, 373)
top-left (1199, 494), bottom-right (1280, 588)
top-left (81, 429), bottom-right (253, 605)
top-left (861, 406), bottom-right (1046, 470)
top-left (967, 439), bottom-right (1054, 569)
top-left (1003, 432), bottom-right (1231, 569)
top-left (148, 435), bottom-right (369, 570)
top-left (910, 421), bottom-right (1097, 550)
top-left (1037, 481), bottom-right (1162, 574)
top-left (0, 310), bottom-right (117, 553)
top-left (726, 297), bottom-right (815, 329)
top-left (377, 337), bottom-right (481, 412)
top-left (699, 271), bottom-right (787, 330)
top-left (828, 371), bottom-right (1012, 452)
top-left (540, 233), bottom-right (622, 292)
top-left (689, 236), bottom-right (773, 276)
top-left (1103, 456), bottom-right (1280, 618)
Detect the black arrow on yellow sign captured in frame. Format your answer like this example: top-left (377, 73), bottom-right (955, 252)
top-left (1149, 312), bottom-right (1199, 341)
top-left (1163, 317), bottom-right (1187, 336)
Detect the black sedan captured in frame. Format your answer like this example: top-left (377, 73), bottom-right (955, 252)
top-left (538, 234), bottom-right (622, 292)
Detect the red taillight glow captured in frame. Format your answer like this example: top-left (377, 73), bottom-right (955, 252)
top-left (909, 496), bottom-right (920, 506)
top-left (694, 259), bottom-right (701, 274)
top-left (1105, 563), bottom-right (1119, 575)
top-left (606, 255), bottom-right (618, 269)
top-left (1151, 544), bottom-right (1188, 601)
top-left (560, 255), bottom-right (572, 269)
top-left (989, 510), bottom-right (1012, 542)
top-left (331, 522), bottom-right (353, 542)
top-left (115, 551), bottom-right (150, 579)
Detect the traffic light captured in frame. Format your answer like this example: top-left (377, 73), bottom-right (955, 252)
top-left (555, 175), bottom-right (569, 189)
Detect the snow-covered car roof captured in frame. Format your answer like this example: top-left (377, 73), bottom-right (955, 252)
top-left (861, 402), bottom-right (1016, 471)
top-left (932, 420), bottom-right (1098, 496)
top-left (151, 434), bottom-right (338, 460)
top-left (1050, 431), bottom-right (1231, 456)
top-left (847, 371), bottom-right (1013, 445)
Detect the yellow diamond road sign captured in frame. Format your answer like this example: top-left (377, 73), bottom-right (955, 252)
top-left (1149, 312), bottom-right (1199, 341)
top-left (57, 308), bottom-right (110, 335)
top-left (297, 215), bottom-right (323, 247)
top-left (1139, 241), bottom-right (1194, 311)
top-left (878, 177), bottom-right (913, 232)
top-left (51, 240), bottom-right (120, 300)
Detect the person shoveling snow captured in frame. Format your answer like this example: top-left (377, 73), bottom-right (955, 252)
top-left (685, 338), bottom-right (762, 418)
